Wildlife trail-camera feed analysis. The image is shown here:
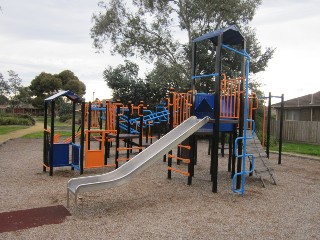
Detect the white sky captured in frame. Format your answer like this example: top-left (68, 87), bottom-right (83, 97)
top-left (0, 0), bottom-right (319, 103)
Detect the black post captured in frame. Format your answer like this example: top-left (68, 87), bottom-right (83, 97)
top-left (266, 92), bottom-right (272, 158)
top-left (49, 100), bottom-right (55, 176)
top-left (139, 101), bottom-right (144, 152)
top-left (88, 101), bottom-right (92, 150)
top-left (191, 42), bottom-right (197, 116)
top-left (72, 101), bottom-right (76, 143)
top-left (221, 132), bottom-right (225, 157)
top-left (105, 101), bottom-right (110, 160)
top-left (115, 103), bottom-right (121, 168)
top-left (43, 101), bottom-right (48, 172)
top-left (188, 135), bottom-right (195, 185)
top-left (228, 132), bottom-right (232, 172)
top-left (146, 104), bottom-right (150, 143)
top-left (278, 94), bottom-right (284, 164)
top-left (211, 34), bottom-right (223, 193)
top-left (99, 103), bottom-right (103, 150)
top-left (168, 88), bottom-right (174, 179)
top-left (127, 101), bottom-right (132, 160)
top-left (80, 101), bottom-right (85, 174)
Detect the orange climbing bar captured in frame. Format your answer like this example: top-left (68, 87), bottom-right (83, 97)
top-left (168, 154), bottom-right (190, 164)
top-left (168, 167), bottom-right (190, 176)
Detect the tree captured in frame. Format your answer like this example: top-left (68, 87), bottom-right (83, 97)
top-left (103, 60), bottom-right (152, 105)
top-left (0, 70), bottom-right (33, 110)
top-left (57, 70), bottom-right (86, 96)
top-left (29, 70), bottom-right (86, 109)
top-left (15, 86), bottom-right (32, 106)
top-left (29, 72), bottom-right (62, 96)
top-left (91, 0), bottom-right (274, 102)
top-left (0, 73), bottom-right (10, 97)
top-left (7, 70), bottom-right (23, 109)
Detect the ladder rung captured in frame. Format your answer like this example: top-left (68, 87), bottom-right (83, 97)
top-left (117, 158), bottom-right (130, 162)
top-left (117, 147), bottom-right (142, 151)
top-left (168, 167), bottom-right (190, 176)
top-left (168, 154), bottom-right (190, 164)
top-left (178, 144), bottom-right (191, 150)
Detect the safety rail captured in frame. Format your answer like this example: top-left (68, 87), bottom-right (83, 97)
top-left (70, 143), bottom-right (81, 171)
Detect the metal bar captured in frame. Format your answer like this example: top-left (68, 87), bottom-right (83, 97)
top-left (192, 73), bottom-right (219, 79)
top-left (88, 102), bottom-right (92, 150)
top-left (211, 34), bottom-right (223, 193)
top-left (278, 94), bottom-right (284, 164)
top-left (80, 101), bottom-right (85, 174)
top-left (191, 42), bottom-right (196, 116)
top-left (43, 101), bottom-right (48, 172)
top-left (49, 100), bottom-right (55, 176)
top-left (266, 92), bottom-right (272, 158)
top-left (222, 44), bottom-right (250, 58)
top-left (168, 89), bottom-right (174, 179)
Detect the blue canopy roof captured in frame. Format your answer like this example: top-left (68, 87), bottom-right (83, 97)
top-left (192, 25), bottom-right (244, 45)
top-left (44, 90), bottom-right (84, 102)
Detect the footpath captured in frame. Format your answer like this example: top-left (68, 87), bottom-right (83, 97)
top-left (0, 122), bottom-right (43, 145)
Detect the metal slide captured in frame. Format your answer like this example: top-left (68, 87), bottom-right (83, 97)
top-left (67, 116), bottom-right (210, 210)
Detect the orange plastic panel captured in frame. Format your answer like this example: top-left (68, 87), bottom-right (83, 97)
top-left (85, 150), bottom-right (105, 168)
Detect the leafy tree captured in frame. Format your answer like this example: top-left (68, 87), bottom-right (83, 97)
top-left (91, 0), bottom-right (274, 102)
top-left (29, 70), bottom-right (86, 109)
top-left (29, 72), bottom-right (62, 97)
top-left (0, 70), bottom-right (24, 110)
top-left (0, 95), bottom-right (9, 105)
top-left (57, 70), bottom-right (86, 95)
top-left (7, 70), bottom-right (22, 96)
top-left (0, 70), bottom-right (34, 110)
top-left (103, 60), bottom-right (152, 105)
top-left (0, 73), bottom-right (10, 97)
top-left (15, 86), bottom-right (32, 106)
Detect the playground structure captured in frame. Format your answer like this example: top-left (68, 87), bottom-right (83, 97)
top-left (43, 95), bottom-right (171, 175)
top-left (40, 26), bottom-right (284, 210)
top-left (43, 90), bottom-right (85, 176)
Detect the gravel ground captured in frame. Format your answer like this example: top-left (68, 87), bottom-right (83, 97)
top-left (0, 138), bottom-right (319, 239)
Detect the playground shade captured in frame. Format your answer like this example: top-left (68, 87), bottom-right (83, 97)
top-left (192, 25), bottom-right (244, 45)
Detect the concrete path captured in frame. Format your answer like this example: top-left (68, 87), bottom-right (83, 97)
top-left (0, 122), bottom-right (43, 144)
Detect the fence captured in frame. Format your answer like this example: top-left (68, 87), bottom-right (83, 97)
top-left (271, 119), bottom-right (320, 144)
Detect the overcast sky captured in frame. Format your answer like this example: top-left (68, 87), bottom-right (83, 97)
top-left (1, 0), bottom-right (319, 103)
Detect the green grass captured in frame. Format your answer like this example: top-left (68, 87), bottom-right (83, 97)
top-left (270, 142), bottom-right (320, 157)
top-left (0, 125), bottom-right (29, 135)
top-left (22, 131), bottom-right (72, 139)
top-left (35, 116), bottom-right (72, 127)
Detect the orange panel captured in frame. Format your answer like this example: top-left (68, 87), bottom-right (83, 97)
top-left (85, 150), bottom-right (105, 168)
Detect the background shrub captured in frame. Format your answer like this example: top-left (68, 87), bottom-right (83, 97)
top-left (0, 113), bottom-right (35, 126)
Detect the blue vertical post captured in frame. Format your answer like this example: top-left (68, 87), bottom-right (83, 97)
top-left (240, 57), bottom-right (251, 195)
top-left (236, 40), bottom-right (246, 189)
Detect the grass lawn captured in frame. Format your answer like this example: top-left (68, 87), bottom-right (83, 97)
top-left (22, 131), bottom-right (72, 139)
top-left (0, 125), bottom-right (28, 135)
top-left (271, 142), bottom-right (320, 157)
top-left (35, 116), bottom-right (73, 127)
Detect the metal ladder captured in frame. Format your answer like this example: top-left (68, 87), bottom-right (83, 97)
top-left (232, 122), bottom-right (255, 196)
top-left (246, 133), bottom-right (276, 187)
